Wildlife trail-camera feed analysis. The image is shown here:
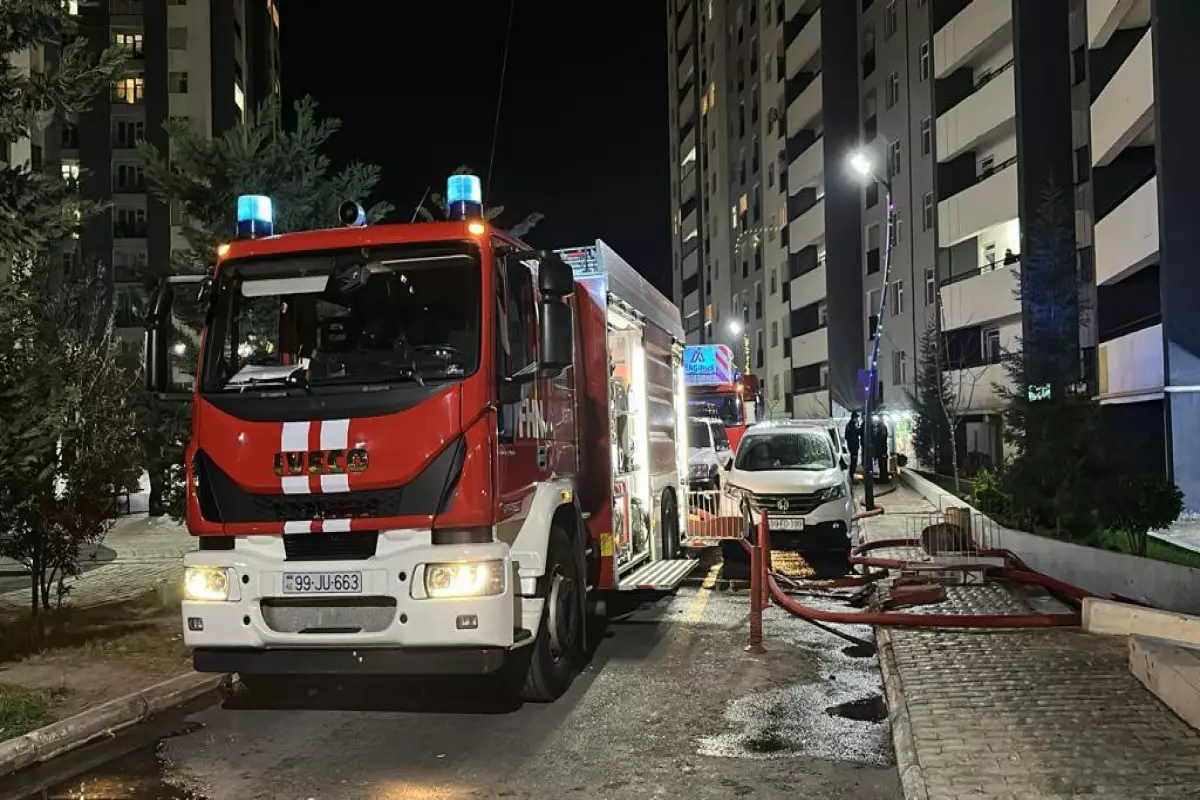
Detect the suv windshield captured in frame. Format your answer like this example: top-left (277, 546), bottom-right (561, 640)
top-left (202, 243), bottom-right (480, 392)
top-left (735, 430), bottom-right (835, 471)
top-left (688, 420), bottom-right (712, 449)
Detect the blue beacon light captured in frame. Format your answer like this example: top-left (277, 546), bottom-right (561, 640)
top-left (446, 174), bottom-right (483, 221)
top-left (236, 194), bottom-right (274, 239)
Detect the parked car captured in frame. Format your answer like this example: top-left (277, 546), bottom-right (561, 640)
top-left (687, 415), bottom-right (733, 490)
top-left (725, 420), bottom-right (854, 576)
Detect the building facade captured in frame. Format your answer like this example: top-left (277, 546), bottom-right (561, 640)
top-left (64, 0), bottom-right (280, 330)
top-left (1085, 0), bottom-right (1200, 510)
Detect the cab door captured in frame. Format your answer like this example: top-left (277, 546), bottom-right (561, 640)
top-left (494, 259), bottom-right (540, 543)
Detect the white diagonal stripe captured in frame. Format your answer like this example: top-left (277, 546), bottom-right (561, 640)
top-left (281, 421), bottom-right (310, 452)
top-left (281, 476), bottom-right (309, 495)
top-left (320, 418), bottom-right (350, 450)
top-left (320, 473), bottom-right (350, 493)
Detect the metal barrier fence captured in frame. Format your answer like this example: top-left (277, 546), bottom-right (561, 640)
top-left (684, 488), bottom-right (744, 547)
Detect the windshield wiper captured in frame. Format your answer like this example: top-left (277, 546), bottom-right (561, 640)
top-left (309, 366), bottom-right (425, 388)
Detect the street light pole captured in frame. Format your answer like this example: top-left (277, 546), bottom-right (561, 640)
top-left (851, 152), bottom-right (897, 512)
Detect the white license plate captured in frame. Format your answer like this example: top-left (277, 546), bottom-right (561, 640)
top-left (282, 571), bottom-right (362, 594)
top-left (772, 517), bottom-right (806, 531)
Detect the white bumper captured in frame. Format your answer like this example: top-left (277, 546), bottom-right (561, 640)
top-left (182, 529), bottom-right (544, 654)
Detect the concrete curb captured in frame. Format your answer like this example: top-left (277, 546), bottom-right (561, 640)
top-left (876, 627), bottom-right (929, 800)
top-left (0, 671), bottom-right (231, 777)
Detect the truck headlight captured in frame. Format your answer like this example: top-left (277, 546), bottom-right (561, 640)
top-left (184, 566), bottom-right (230, 602)
top-left (819, 484), bottom-right (847, 503)
top-left (424, 561), bottom-right (505, 598)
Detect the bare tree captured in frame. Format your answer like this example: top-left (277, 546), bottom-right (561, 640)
top-left (931, 291), bottom-right (994, 494)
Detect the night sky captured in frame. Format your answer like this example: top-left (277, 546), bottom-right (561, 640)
top-left (281, 2), bottom-right (672, 294)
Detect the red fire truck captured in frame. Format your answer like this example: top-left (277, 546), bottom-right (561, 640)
top-left (144, 178), bottom-right (695, 701)
top-left (685, 344), bottom-right (761, 452)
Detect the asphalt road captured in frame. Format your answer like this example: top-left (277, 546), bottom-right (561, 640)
top-left (10, 573), bottom-right (900, 800)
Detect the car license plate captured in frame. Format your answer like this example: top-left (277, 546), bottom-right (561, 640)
top-left (773, 517), bottom-right (805, 531)
top-left (282, 572), bottom-right (362, 594)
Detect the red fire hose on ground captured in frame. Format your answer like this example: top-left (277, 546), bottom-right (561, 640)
top-left (741, 493), bottom-right (1088, 652)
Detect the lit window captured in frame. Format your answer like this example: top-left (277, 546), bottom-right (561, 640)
top-left (61, 161), bottom-right (80, 182)
top-left (739, 193), bottom-right (748, 213)
top-left (65, 0), bottom-right (79, 15)
top-left (234, 82), bottom-right (246, 120)
top-left (114, 76), bottom-right (144, 104)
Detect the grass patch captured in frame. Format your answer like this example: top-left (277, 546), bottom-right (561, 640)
top-left (1090, 529), bottom-right (1200, 570)
top-left (0, 684), bottom-right (67, 740)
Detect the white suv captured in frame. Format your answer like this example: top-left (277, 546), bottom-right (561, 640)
top-left (726, 420), bottom-right (854, 576)
top-left (687, 416), bottom-right (732, 490)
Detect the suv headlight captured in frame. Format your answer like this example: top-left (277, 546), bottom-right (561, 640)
top-left (818, 484), bottom-right (847, 503)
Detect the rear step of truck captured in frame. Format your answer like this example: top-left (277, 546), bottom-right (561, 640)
top-left (617, 558), bottom-right (699, 591)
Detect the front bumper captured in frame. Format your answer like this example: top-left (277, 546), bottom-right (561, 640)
top-left (182, 530), bottom-right (542, 672)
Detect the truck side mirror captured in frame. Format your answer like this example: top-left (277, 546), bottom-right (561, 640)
top-left (144, 274), bottom-right (209, 398)
top-left (537, 253), bottom-right (573, 298)
top-left (539, 299), bottom-right (573, 376)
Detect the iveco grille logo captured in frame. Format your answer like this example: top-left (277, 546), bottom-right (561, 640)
top-left (776, 498), bottom-right (790, 512)
top-left (273, 448), bottom-right (369, 476)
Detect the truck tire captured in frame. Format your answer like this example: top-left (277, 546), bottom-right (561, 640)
top-left (661, 489), bottom-right (680, 560)
top-left (518, 526), bottom-right (583, 702)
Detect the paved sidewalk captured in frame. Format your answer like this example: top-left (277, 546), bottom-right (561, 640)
top-left (862, 481), bottom-right (1200, 800)
top-left (0, 515), bottom-right (193, 614)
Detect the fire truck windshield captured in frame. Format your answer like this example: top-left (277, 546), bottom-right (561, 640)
top-left (689, 390), bottom-right (743, 427)
top-left (202, 243), bottom-right (480, 392)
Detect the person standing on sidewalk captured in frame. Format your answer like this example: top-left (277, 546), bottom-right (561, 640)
top-left (872, 416), bottom-right (889, 482)
top-left (844, 412), bottom-right (861, 480)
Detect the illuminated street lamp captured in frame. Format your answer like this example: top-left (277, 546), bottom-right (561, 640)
top-left (728, 315), bottom-right (751, 374)
top-left (849, 148), bottom-right (897, 511)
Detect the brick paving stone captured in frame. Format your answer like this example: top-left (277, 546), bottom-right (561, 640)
top-left (0, 514), bottom-right (193, 614)
top-left (867, 482), bottom-right (1200, 799)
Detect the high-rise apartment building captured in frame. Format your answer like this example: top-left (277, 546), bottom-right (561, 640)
top-left (670, 0), bottom-right (1199, 508)
top-left (667, 0), bottom-right (792, 418)
top-left (1083, 0), bottom-right (1200, 509)
top-left (62, 0), bottom-right (281, 329)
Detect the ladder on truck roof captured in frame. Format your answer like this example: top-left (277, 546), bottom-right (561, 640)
top-left (616, 558), bottom-right (698, 591)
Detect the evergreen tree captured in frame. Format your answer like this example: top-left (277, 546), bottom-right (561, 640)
top-left (1000, 181), bottom-right (1103, 537)
top-left (0, 1), bottom-right (135, 624)
top-left (910, 316), bottom-right (953, 474)
top-left (136, 96), bottom-right (394, 515)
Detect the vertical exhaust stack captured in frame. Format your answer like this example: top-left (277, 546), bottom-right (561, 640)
top-left (446, 174), bottom-right (483, 221)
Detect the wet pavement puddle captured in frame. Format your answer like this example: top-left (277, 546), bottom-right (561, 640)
top-left (826, 695), bottom-right (887, 723)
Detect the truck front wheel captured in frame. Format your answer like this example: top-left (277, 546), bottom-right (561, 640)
top-left (516, 526), bottom-right (583, 702)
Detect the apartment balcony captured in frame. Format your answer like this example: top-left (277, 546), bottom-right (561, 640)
top-left (789, 262), bottom-right (826, 311)
top-left (790, 327), bottom-right (828, 369)
top-left (681, 208), bottom-right (698, 244)
top-left (1088, 0), bottom-right (1152, 49)
top-left (791, 389), bottom-right (830, 419)
top-left (785, 7), bottom-right (821, 79)
top-left (938, 160), bottom-right (1018, 248)
top-left (1094, 175), bottom-right (1158, 286)
top-left (947, 362), bottom-right (1008, 413)
top-left (939, 263), bottom-right (1020, 332)
top-left (1090, 28), bottom-right (1154, 168)
top-left (933, 0), bottom-right (1013, 80)
top-left (788, 197), bottom-right (825, 252)
top-left (676, 3), bottom-right (694, 46)
top-left (683, 289), bottom-right (701, 319)
top-left (682, 248), bottom-right (699, 280)
top-left (1098, 322), bottom-right (1163, 402)
top-left (786, 76), bottom-right (822, 141)
top-left (787, 135), bottom-right (823, 193)
top-left (936, 63), bottom-right (1015, 163)
top-left (678, 44), bottom-right (695, 87)
top-left (679, 85), bottom-right (696, 127)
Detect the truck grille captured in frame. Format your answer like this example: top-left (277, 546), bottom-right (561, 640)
top-left (284, 531), bottom-right (378, 561)
top-left (748, 492), bottom-right (823, 516)
top-left (260, 597), bottom-right (397, 634)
